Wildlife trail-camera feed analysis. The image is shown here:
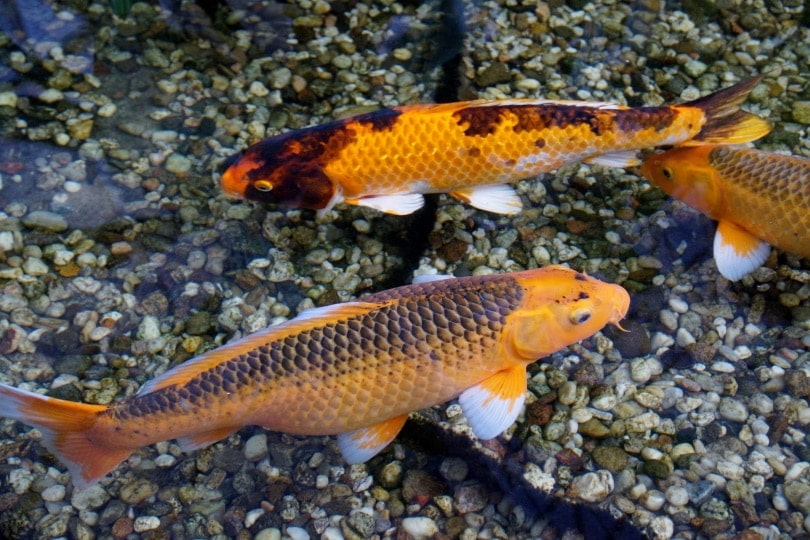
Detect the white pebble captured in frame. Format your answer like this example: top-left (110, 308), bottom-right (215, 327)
top-left (401, 517), bottom-right (439, 539)
top-left (245, 508), bottom-right (265, 528)
top-left (133, 516), bottom-right (160, 532)
top-left (41, 484), bottom-right (66, 502)
top-left (154, 454), bottom-right (176, 468)
top-left (285, 526), bottom-right (310, 540)
top-left (664, 486), bottom-right (689, 506)
top-left (649, 516), bottom-right (674, 539)
top-left (639, 489), bottom-right (665, 511)
top-left (39, 88), bottom-right (64, 103)
top-left (668, 297), bottom-right (688, 314)
top-left (716, 460), bottom-right (745, 480)
top-left (245, 433), bottom-right (268, 461)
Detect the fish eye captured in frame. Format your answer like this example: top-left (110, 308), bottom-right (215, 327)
top-left (661, 167), bottom-right (673, 180)
top-left (254, 180), bottom-right (273, 192)
top-left (570, 308), bottom-right (592, 325)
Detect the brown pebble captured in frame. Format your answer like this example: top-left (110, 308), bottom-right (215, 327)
top-left (565, 219), bottom-right (589, 234)
top-left (785, 370), bottom-right (810, 399)
top-left (525, 401), bottom-right (553, 426)
top-left (556, 448), bottom-right (585, 471)
top-left (112, 517), bottom-right (134, 538)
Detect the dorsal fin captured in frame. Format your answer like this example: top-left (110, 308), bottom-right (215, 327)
top-left (137, 301), bottom-right (383, 395)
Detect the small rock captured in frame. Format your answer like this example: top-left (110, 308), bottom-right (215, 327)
top-left (119, 478), bottom-right (158, 505)
top-left (401, 516), bottom-right (439, 539)
top-left (244, 434), bottom-right (268, 461)
top-left (569, 470), bottom-right (614, 502)
top-left (718, 398), bottom-right (748, 423)
top-left (592, 446), bottom-right (629, 472)
top-left (792, 101), bottom-right (810, 124)
top-left (165, 153), bottom-right (192, 175)
top-left (22, 210), bottom-right (69, 232)
top-left (453, 482), bottom-right (488, 513)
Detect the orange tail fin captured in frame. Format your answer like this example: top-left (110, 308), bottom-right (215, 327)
top-left (682, 74), bottom-right (771, 145)
top-left (0, 383), bottom-right (131, 489)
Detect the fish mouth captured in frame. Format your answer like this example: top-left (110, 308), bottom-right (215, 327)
top-left (608, 284), bottom-right (631, 331)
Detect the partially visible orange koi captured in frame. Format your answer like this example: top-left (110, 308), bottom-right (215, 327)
top-left (221, 76), bottom-right (770, 215)
top-left (0, 266), bottom-right (628, 488)
top-left (641, 145), bottom-right (810, 280)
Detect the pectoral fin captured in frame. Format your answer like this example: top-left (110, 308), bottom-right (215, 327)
top-left (450, 184), bottom-right (523, 215)
top-left (337, 414), bottom-right (408, 464)
top-left (177, 426), bottom-right (240, 452)
top-left (458, 365), bottom-right (527, 440)
top-left (713, 220), bottom-right (770, 281)
top-left (345, 193), bottom-right (425, 215)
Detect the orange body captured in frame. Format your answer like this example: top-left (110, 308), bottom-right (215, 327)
top-left (0, 266), bottom-right (628, 488)
top-left (221, 76), bottom-right (769, 215)
top-left (641, 145), bottom-right (810, 280)
top-left (642, 145), bottom-right (810, 258)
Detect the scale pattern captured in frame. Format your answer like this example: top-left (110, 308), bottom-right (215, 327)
top-left (708, 146), bottom-right (810, 257)
top-left (110, 275), bottom-right (524, 437)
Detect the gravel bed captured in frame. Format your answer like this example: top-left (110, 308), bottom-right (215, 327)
top-left (0, 0), bottom-right (809, 539)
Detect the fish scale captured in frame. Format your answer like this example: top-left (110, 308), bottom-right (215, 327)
top-left (708, 146), bottom-right (810, 257)
top-left (0, 266), bottom-right (629, 487)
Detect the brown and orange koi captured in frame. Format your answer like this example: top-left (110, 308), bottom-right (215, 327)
top-left (0, 266), bottom-right (628, 488)
top-left (221, 76), bottom-right (770, 215)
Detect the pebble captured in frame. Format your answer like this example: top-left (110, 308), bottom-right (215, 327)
top-left (165, 153), bottom-right (192, 174)
top-left (718, 398), bottom-right (749, 422)
top-left (792, 101), bottom-right (810, 124)
top-left (21, 210), bottom-right (69, 232)
top-left (41, 484), bottom-right (66, 502)
top-left (38, 88), bottom-right (64, 103)
top-left (665, 486), bottom-right (689, 507)
top-left (0, 91), bottom-right (17, 107)
top-left (401, 517), bottom-right (439, 539)
top-left (244, 433), bottom-right (268, 461)
top-left (71, 483), bottom-right (110, 510)
top-left (569, 471), bottom-right (614, 502)
top-left (133, 516), bottom-right (161, 532)
top-left (285, 526), bottom-right (310, 540)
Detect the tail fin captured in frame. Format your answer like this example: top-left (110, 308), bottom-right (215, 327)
top-left (0, 383), bottom-right (131, 489)
top-left (681, 75), bottom-right (771, 145)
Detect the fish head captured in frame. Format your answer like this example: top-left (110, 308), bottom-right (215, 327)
top-left (505, 266), bottom-right (630, 361)
top-left (640, 146), bottom-right (722, 217)
top-left (220, 133), bottom-right (338, 210)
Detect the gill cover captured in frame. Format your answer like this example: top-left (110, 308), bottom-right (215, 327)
top-left (505, 267), bottom-right (629, 361)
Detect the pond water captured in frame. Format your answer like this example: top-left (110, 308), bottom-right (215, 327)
top-left (0, 0), bottom-right (808, 539)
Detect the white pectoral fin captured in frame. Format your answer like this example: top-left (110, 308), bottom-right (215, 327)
top-left (345, 193), bottom-right (425, 215)
top-left (337, 414), bottom-right (408, 464)
top-left (713, 220), bottom-right (771, 281)
top-left (585, 150), bottom-right (640, 168)
top-left (458, 365), bottom-right (527, 440)
top-left (450, 184), bottom-right (523, 215)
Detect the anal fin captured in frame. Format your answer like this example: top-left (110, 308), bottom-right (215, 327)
top-left (337, 414), bottom-right (408, 464)
top-left (458, 365), bottom-right (527, 440)
top-left (177, 426), bottom-right (240, 453)
top-left (345, 193), bottom-right (425, 215)
top-left (450, 184), bottom-right (522, 214)
top-left (713, 220), bottom-right (770, 281)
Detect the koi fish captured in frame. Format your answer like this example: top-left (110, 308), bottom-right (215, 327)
top-left (220, 76), bottom-right (770, 216)
top-left (641, 145), bottom-right (810, 281)
top-left (0, 266), bottom-right (628, 488)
